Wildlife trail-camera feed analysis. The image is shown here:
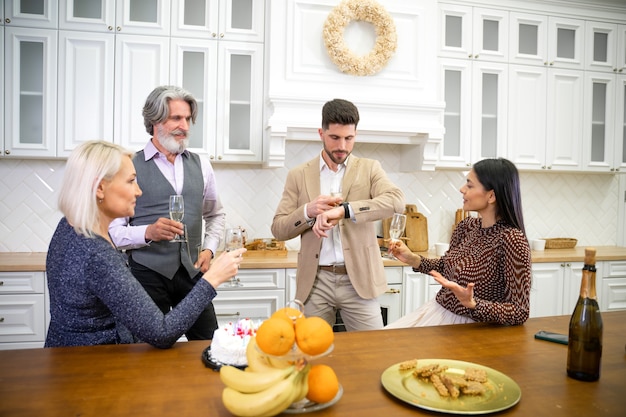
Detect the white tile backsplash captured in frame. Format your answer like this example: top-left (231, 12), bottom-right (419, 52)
top-left (0, 142), bottom-right (621, 252)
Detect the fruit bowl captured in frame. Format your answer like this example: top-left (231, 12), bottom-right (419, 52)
top-left (284, 383), bottom-right (343, 414)
top-left (255, 342), bottom-right (334, 363)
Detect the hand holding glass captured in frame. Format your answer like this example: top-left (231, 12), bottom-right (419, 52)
top-left (224, 228), bottom-right (244, 287)
top-left (384, 213), bottom-right (407, 259)
top-left (169, 195), bottom-right (186, 242)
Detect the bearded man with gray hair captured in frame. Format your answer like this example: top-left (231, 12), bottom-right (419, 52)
top-left (109, 85), bottom-right (225, 340)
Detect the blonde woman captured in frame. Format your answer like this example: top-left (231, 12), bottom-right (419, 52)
top-left (45, 141), bottom-right (244, 348)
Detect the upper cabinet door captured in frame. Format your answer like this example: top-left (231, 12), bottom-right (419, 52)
top-left (439, 5), bottom-right (507, 63)
top-left (510, 13), bottom-right (583, 69)
top-left (59, 0), bottom-right (116, 32)
top-left (4, 27), bottom-right (57, 157)
top-left (618, 25), bottom-right (626, 74)
top-left (57, 31), bottom-right (115, 156)
top-left (170, 0), bottom-right (218, 38)
top-left (5, 0), bottom-right (58, 28)
top-left (471, 8), bottom-right (508, 62)
top-left (219, 0), bottom-right (264, 42)
top-left (585, 21), bottom-right (621, 73)
top-left (548, 16), bottom-right (584, 69)
top-left (59, 0), bottom-right (169, 34)
top-left (509, 12), bottom-right (548, 66)
top-left (439, 4), bottom-right (472, 59)
top-left (171, 0), bottom-right (264, 42)
top-left (114, 34), bottom-right (171, 152)
top-left (115, 0), bottom-right (170, 36)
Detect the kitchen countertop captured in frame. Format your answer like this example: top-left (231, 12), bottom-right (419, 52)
top-left (1, 246), bottom-right (626, 272)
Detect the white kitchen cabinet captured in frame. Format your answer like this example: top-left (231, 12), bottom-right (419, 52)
top-left (0, 28), bottom-right (4, 158)
top-left (581, 70), bottom-right (626, 173)
top-left (0, 272), bottom-right (47, 350)
top-left (4, 0), bottom-right (58, 29)
top-left (615, 75), bottom-right (626, 171)
top-left (584, 21), bottom-right (626, 74)
top-left (170, 38), bottom-right (264, 162)
top-left (439, 4), bottom-right (508, 63)
top-left (171, 0), bottom-right (264, 42)
top-left (59, 0), bottom-right (170, 35)
top-left (600, 261), bottom-right (626, 311)
top-left (378, 267), bottom-right (403, 326)
top-left (57, 31), bottom-right (115, 156)
top-left (5, 0), bottom-right (265, 161)
top-left (213, 268), bottom-right (285, 326)
top-left (402, 267), bottom-right (430, 315)
top-left (4, 27), bottom-right (57, 157)
top-left (530, 262), bottom-right (584, 318)
top-left (439, 58), bottom-right (508, 168)
top-left (509, 13), bottom-right (584, 70)
top-left (507, 64), bottom-right (584, 171)
top-left (438, 4), bottom-right (509, 169)
top-left (114, 34), bottom-right (171, 152)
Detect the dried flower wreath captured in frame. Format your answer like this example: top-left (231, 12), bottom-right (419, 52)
top-left (322, 0), bottom-right (398, 76)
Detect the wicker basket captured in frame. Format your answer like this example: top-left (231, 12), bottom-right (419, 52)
top-left (543, 238), bottom-right (577, 249)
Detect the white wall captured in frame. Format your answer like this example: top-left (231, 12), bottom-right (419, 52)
top-left (0, 141), bottom-right (619, 252)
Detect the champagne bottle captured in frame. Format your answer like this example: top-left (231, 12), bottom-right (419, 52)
top-left (567, 247), bottom-right (603, 381)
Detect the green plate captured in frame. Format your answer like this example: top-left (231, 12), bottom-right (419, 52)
top-left (381, 359), bottom-right (521, 415)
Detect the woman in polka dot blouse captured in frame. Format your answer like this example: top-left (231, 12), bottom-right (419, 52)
top-left (386, 158), bottom-right (531, 327)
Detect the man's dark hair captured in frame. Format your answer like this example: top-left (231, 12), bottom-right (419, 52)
top-left (321, 99), bottom-right (360, 130)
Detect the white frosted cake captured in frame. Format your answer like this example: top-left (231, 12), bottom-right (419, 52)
top-left (211, 319), bottom-right (258, 367)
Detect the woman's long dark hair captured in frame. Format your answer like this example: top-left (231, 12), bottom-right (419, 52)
top-left (473, 158), bottom-right (526, 235)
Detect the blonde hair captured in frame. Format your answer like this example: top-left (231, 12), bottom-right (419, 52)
top-left (59, 141), bottom-right (134, 238)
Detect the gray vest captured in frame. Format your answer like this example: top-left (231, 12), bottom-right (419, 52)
top-left (130, 150), bottom-right (204, 279)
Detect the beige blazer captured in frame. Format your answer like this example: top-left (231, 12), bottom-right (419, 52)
top-left (271, 155), bottom-right (405, 301)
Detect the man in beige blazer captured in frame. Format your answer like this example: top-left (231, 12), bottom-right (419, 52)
top-left (271, 99), bottom-right (405, 331)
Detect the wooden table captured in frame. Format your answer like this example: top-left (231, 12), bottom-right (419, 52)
top-left (1, 312), bottom-right (624, 417)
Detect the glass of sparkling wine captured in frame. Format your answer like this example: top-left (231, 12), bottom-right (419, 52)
top-left (169, 195), bottom-right (186, 242)
top-left (224, 228), bottom-right (244, 287)
top-left (330, 176), bottom-right (342, 206)
top-left (384, 213), bottom-right (407, 259)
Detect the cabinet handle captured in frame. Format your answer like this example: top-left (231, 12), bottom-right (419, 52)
top-left (4, 150), bottom-right (10, 155)
top-left (474, 54), bottom-right (479, 59)
top-left (549, 62), bottom-right (554, 66)
top-left (0, 317), bottom-right (4, 323)
top-left (0, 280), bottom-right (3, 286)
top-left (211, 32), bottom-right (217, 38)
top-left (5, 18), bottom-right (10, 24)
top-left (385, 289), bottom-right (401, 294)
top-left (107, 26), bottom-right (113, 31)
top-left (217, 312), bottom-right (241, 317)
top-left (117, 26), bottom-right (122, 31)
top-left (220, 33), bottom-right (225, 38)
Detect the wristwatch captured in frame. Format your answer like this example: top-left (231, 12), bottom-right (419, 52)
top-left (341, 202), bottom-right (350, 219)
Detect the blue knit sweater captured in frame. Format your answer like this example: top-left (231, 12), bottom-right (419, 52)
top-left (45, 218), bottom-right (217, 348)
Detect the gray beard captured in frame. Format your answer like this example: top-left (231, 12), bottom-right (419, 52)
top-left (156, 125), bottom-right (189, 154)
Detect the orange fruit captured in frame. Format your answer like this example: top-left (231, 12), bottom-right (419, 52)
top-left (271, 307), bottom-right (303, 326)
top-left (294, 316), bottom-right (334, 356)
top-left (306, 364), bottom-right (339, 403)
top-left (255, 317), bottom-right (295, 356)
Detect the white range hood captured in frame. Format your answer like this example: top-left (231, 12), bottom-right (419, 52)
top-left (264, 0), bottom-right (444, 171)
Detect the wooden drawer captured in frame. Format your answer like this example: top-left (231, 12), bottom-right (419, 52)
top-left (0, 294), bottom-right (46, 345)
top-left (0, 272), bottom-right (45, 294)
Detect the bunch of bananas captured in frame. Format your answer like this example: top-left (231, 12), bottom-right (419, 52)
top-left (220, 336), bottom-right (311, 417)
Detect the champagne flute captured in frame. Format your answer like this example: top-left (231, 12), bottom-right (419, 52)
top-left (330, 176), bottom-right (342, 206)
top-left (224, 228), bottom-right (244, 287)
top-left (384, 213), bottom-right (407, 259)
top-left (169, 195), bottom-right (186, 242)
